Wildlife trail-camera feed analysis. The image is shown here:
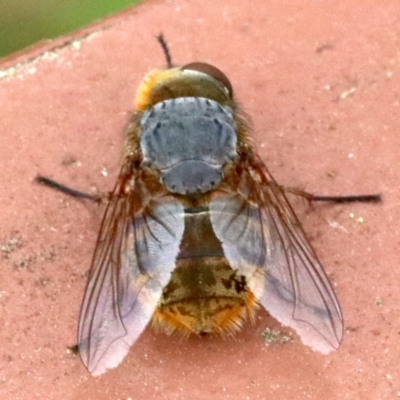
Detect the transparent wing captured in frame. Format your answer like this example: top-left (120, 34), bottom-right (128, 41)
top-left (209, 163), bottom-right (343, 353)
top-left (78, 176), bottom-right (184, 376)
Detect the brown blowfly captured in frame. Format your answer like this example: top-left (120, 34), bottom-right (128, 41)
top-left (36, 35), bottom-right (381, 376)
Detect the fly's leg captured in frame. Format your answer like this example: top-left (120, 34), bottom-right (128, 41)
top-left (285, 187), bottom-right (382, 204)
top-left (35, 175), bottom-right (103, 202)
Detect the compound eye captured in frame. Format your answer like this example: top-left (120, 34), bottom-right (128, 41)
top-left (182, 62), bottom-right (233, 97)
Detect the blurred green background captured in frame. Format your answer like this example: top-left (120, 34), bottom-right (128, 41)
top-left (0, 0), bottom-right (142, 59)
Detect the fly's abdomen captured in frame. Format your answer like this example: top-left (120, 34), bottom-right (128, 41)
top-left (140, 97), bottom-right (238, 194)
top-left (151, 206), bottom-right (258, 336)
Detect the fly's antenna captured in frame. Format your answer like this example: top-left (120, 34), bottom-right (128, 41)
top-left (156, 33), bottom-right (173, 68)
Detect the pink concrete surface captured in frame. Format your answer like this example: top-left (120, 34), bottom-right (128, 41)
top-left (0, 0), bottom-right (398, 399)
